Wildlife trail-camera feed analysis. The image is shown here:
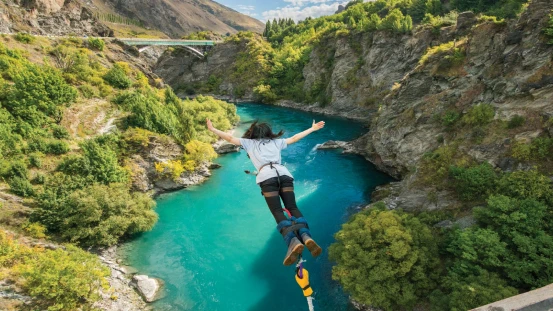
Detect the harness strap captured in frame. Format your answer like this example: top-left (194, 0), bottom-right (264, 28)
top-left (302, 284), bottom-right (311, 291)
top-left (262, 191), bottom-right (279, 198)
top-left (280, 223), bottom-right (308, 236)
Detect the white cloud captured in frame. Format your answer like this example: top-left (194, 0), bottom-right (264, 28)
top-left (262, 2), bottom-right (347, 22)
top-left (237, 5), bottom-right (255, 11)
top-left (283, 0), bottom-right (329, 6)
top-left (236, 4), bottom-right (257, 17)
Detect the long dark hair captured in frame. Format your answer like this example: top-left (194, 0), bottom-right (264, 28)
top-left (242, 121), bottom-right (284, 139)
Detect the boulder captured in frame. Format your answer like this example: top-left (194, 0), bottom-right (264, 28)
top-left (316, 140), bottom-right (349, 150)
top-left (213, 141), bottom-right (240, 154)
top-left (131, 275), bottom-right (162, 303)
top-left (456, 11), bottom-right (477, 34)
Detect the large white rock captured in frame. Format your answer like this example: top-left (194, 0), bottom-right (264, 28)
top-left (131, 275), bottom-right (162, 303)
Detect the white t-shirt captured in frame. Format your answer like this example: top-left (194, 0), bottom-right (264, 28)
top-left (239, 138), bottom-right (294, 184)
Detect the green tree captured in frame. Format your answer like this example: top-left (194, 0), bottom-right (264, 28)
top-left (449, 163), bottom-right (497, 201)
top-left (366, 13), bottom-right (382, 30)
top-left (430, 270), bottom-right (518, 311)
top-left (58, 138), bottom-right (128, 185)
top-left (380, 8), bottom-right (405, 33)
top-left (264, 20), bottom-right (272, 37)
top-left (58, 183), bottom-right (158, 247)
top-left (408, 0), bottom-right (428, 22)
top-left (475, 195), bottom-right (553, 289)
top-left (3, 64), bottom-right (77, 126)
top-left (329, 208), bottom-right (441, 310)
top-left (495, 169), bottom-right (553, 204)
top-left (103, 63), bottom-right (132, 89)
top-left (402, 15), bottom-right (414, 33)
top-left (426, 0), bottom-right (443, 16)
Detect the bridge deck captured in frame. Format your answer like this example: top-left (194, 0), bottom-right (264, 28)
top-left (120, 38), bottom-right (217, 46)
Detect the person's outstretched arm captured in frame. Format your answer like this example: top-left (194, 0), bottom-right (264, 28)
top-left (286, 120), bottom-right (325, 145)
top-left (206, 118), bottom-right (241, 146)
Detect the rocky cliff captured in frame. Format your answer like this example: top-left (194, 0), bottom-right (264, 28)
top-left (155, 0), bottom-right (553, 212)
top-left (0, 0), bottom-right (113, 36)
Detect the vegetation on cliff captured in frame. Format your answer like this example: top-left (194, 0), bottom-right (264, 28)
top-left (0, 33), bottom-right (238, 309)
top-left (196, 0), bottom-right (528, 104)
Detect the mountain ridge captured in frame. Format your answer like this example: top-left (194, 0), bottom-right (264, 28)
top-left (91, 0), bottom-right (265, 38)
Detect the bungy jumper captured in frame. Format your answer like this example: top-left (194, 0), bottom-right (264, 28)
top-left (249, 163), bottom-right (317, 311)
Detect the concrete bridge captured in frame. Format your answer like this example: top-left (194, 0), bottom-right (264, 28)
top-left (119, 38), bottom-right (220, 57)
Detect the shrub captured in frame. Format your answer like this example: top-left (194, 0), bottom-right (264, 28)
top-left (78, 84), bottom-right (98, 99)
top-left (8, 177), bottom-right (35, 197)
top-left (184, 140), bottom-right (217, 165)
top-left (329, 208), bottom-right (440, 311)
top-left (547, 13), bottom-right (553, 44)
top-left (155, 160), bottom-right (194, 180)
top-left (103, 64), bottom-right (132, 89)
top-left (496, 169), bottom-right (553, 204)
top-left (3, 161), bottom-right (28, 179)
top-left (441, 110), bottom-right (461, 128)
top-left (28, 153), bottom-right (43, 169)
top-left (253, 84), bottom-right (277, 103)
top-left (449, 163), bottom-right (498, 201)
top-left (3, 64), bottom-right (78, 126)
top-left (14, 32), bottom-right (35, 44)
top-left (58, 138), bottom-right (128, 185)
top-left (87, 37), bottom-right (105, 51)
top-left (419, 145), bottom-right (457, 184)
top-left (46, 140), bottom-right (70, 155)
top-left (33, 173), bottom-right (93, 231)
top-left (17, 244), bottom-right (109, 310)
top-left (59, 183), bottom-right (158, 246)
top-left (22, 222), bottom-right (47, 239)
top-left (462, 104), bottom-right (495, 126)
top-left (51, 125), bottom-right (70, 139)
top-left (507, 115), bottom-right (525, 129)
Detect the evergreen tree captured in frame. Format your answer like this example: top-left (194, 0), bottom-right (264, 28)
top-left (366, 13), bottom-right (382, 30)
top-left (348, 16), bottom-right (356, 28)
top-left (272, 18), bottom-right (280, 33)
top-left (264, 20), bottom-right (272, 37)
top-left (408, 0), bottom-right (427, 22)
top-left (402, 15), bottom-right (413, 33)
top-left (426, 0), bottom-right (443, 16)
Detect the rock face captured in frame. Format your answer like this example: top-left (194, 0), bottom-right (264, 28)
top-left (155, 39), bottom-right (250, 98)
top-left (368, 0), bottom-right (553, 178)
top-left (131, 275), bottom-right (162, 303)
top-left (0, 0), bottom-right (113, 36)
top-left (127, 135), bottom-right (213, 195)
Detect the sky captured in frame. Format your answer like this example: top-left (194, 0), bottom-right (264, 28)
top-left (216, 0), bottom-right (350, 23)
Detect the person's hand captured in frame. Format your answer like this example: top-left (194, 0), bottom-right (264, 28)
top-left (311, 120), bottom-right (325, 131)
top-left (206, 118), bottom-right (215, 132)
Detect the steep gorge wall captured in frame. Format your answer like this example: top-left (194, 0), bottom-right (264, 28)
top-left (0, 0), bottom-right (113, 36)
top-left (155, 0), bottom-right (553, 211)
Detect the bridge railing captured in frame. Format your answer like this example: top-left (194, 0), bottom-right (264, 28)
top-left (120, 38), bottom-right (219, 46)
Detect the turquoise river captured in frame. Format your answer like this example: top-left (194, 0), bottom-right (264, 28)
top-left (122, 103), bottom-right (392, 311)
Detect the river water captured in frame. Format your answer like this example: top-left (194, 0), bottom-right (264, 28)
top-left (122, 103), bottom-right (392, 311)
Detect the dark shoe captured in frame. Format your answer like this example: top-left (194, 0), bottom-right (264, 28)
top-left (301, 233), bottom-right (322, 258)
top-left (284, 237), bottom-right (304, 266)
